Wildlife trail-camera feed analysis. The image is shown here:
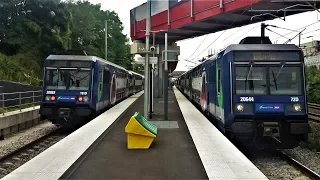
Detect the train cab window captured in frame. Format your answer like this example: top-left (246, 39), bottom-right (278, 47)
top-left (235, 66), bottom-right (267, 95)
top-left (269, 66), bottom-right (303, 95)
top-left (45, 67), bottom-right (91, 90)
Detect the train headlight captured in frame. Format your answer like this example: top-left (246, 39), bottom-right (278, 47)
top-left (83, 96), bottom-right (89, 102)
top-left (293, 104), bottom-right (301, 112)
top-left (78, 96), bottom-right (83, 102)
top-left (50, 96), bottom-right (56, 101)
top-left (236, 104), bottom-right (244, 112)
top-left (45, 95), bottom-right (55, 101)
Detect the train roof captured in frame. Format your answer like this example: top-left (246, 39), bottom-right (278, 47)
top-left (178, 44), bottom-right (301, 78)
top-left (223, 44), bottom-right (301, 55)
top-left (130, 71), bottom-right (144, 77)
top-left (46, 55), bottom-right (128, 71)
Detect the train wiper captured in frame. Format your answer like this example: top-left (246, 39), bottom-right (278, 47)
top-left (272, 64), bottom-right (285, 90)
top-left (56, 68), bottom-right (60, 88)
top-left (245, 64), bottom-right (253, 91)
top-left (275, 64), bottom-right (285, 79)
top-left (271, 70), bottom-right (278, 90)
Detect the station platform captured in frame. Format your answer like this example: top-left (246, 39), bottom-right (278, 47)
top-left (61, 88), bottom-right (208, 180)
top-left (2, 88), bottom-right (268, 180)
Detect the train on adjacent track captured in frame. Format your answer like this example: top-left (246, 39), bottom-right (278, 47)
top-left (39, 55), bottom-right (144, 128)
top-left (176, 36), bottom-right (310, 149)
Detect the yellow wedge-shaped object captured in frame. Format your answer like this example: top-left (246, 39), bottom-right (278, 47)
top-left (126, 133), bottom-right (155, 149)
top-left (125, 116), bottom-right (156, 137)
top-left (125, 115), bottom-right (157, 149)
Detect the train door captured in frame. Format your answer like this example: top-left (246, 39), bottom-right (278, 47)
top-left (103, 68), bottom-right (111, 106)
top-left (126, 74), bottom-right (129, 97)
top-left (216, 62), bottom-right (223, 120)
top-left (98, 66), bottom-right (103, 110)
top-left (200, 69), bottom-right (207, 111)
top-left (188, 74), bottom-right (192, 97)
top-left (133, 76), bottom-right (136, 94)
top-left (208, 64), bottom-right (216, 116)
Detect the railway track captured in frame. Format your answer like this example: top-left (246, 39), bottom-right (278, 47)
top-left (0, 128), bottom-right (70, 178)
top-left (277, 150), bottom-right (320, 180)
top-left (247, 147), bottom-right (320, 180)
top-left (308, 103), bottom-right (320, 123)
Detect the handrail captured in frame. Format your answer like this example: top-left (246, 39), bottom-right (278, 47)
top-left (0, 90), bottom-right (42, 115)
top-left (0, 90), bottom-right (41, 95)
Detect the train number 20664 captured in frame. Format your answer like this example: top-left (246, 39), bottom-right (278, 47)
top-left (240, 97), bottom-right (254, 102)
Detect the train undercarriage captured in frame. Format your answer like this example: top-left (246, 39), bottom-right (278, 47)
top-left (40, 105), bottom-right (94, 128)
top-left (229, 120), bottom-right (310, 149)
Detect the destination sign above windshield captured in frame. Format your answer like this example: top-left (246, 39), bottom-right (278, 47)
top-left (47, 60), bottom-right (92, 68)
top-left (234, 52), bottom-right (300, 61)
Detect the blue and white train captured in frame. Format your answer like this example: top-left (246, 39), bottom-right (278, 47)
top-left (39, 55), bottom-right (143, 128)
top-left (176, 37), bottom-right (310, 149)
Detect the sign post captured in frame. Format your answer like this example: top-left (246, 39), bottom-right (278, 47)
top-left (162, 47), bottom-right (179, 120)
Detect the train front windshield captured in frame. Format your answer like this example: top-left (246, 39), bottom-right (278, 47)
top-left (44, 60), bottom-right (92, 90)
top-left (235, 64), bottom-right (303, 96)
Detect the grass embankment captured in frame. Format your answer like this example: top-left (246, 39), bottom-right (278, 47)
top-left (301, 122), bottom-right (320, 152)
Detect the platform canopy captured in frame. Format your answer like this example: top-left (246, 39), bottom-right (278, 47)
top-left (130, 0), bottom-right (320, 44)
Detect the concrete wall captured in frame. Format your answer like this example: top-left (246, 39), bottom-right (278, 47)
top-left (0, 106), bottom-right (41, 139)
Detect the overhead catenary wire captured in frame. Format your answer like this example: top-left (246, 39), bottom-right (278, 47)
top-left (221, 27), bottom-right (245, 41)
top-left (266, 28), bottom-right (290, 40)
top-left (302, 28), bottom-right (320, 35)
top-left (223, 24), bottom-right (260, 47)
top-left (221, 20), bottom-right (320, 50)
top-left (186, 34), bottom-right (209, 61)
top-left (187, 26), bottom-right (245, 62)
top-left (273, 21), bottom-right (320, 41)
top-left (190, 30), bottom-right (226, 61)
top-left (189, 0), bottom-right (258, 61)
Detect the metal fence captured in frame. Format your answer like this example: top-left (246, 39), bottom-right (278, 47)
top-left (0, 90), bottom-right (42, 115)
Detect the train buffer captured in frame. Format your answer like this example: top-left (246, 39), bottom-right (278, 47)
top-left (125, 112), bottom-right (158, 149)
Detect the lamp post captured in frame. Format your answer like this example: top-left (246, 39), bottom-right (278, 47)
top-left (105, 20), bottom-right (112, 61)
top-left (143, 0), bottom-right (151, 118)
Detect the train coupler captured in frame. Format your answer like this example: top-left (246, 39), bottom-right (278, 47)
top-left (58, 108), bottom-right (71, 118)
top-left (262, 122), bottom-right (280, 137)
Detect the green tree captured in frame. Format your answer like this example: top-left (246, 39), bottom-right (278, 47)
top-left (0, 0), bottom-right (135, 86)
top-left (306, 66), bottom-right (320, 103)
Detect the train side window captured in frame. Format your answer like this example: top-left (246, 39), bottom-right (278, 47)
top-left (103, 70), bottom-right (110, 85)
top-left (99, 68), bottom-right (103, 82)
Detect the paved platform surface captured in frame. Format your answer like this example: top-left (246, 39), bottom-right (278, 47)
top-left (174, 87), bottom-right (268, 180)
top-left (2, 92), bottom-right (143, 180)
top-left (62, 89), bottom-right (208, 180)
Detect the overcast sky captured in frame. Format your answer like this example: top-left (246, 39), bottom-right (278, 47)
top-left (88, 0), bottom-right (320, 71)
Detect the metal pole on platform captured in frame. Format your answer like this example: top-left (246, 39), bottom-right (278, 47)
top-left (152, 32), bottom-right (155, 113)
top-left (164, 33), bottom-right (168, 120)
top-left (105, 19), bottom-right (113, 60)
top-left (143, 0), bottom-right (151, 118)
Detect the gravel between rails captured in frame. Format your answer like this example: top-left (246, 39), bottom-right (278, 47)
top-left (253, 156), bottom-right (311, 180)
top-left (0, 121), bottom-right (70, 178)
top-left (284, 146), bottom-right (320, 176)
top-left (0, 121), bottom-right (57, 157)
top-left (247, 147), bottom-right (314, 180)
